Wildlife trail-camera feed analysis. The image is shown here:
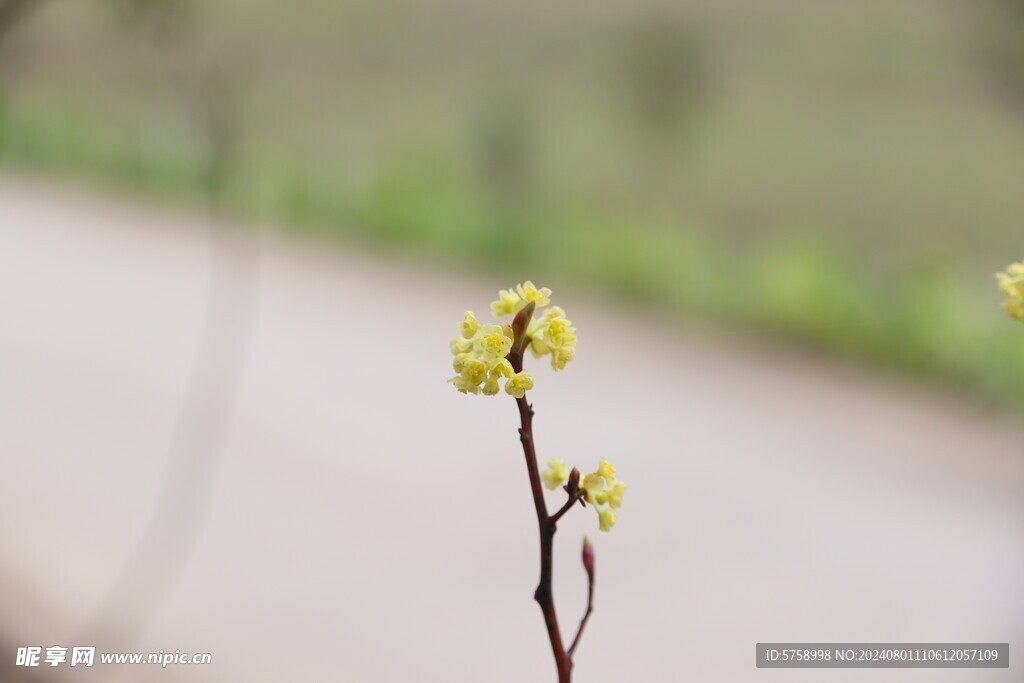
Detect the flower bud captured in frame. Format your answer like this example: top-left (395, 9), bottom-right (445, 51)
top-left (511, 300), bottom-right (537, 353)
top-left (566, 467), bottom-right (580, 497)
top-left (582, 537), bottom-right (595, 583)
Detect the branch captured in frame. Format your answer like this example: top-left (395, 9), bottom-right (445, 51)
top-left (509, 348), bottom-right (572, 683)
top-left (549, 491), bottom-right (582, 526)
top-left (568, 539), bottom-right (596, 659)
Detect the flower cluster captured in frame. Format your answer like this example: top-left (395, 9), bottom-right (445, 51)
top-left (490, 281), bottom-right (577, 372)
top-left (996, 261), bottom-right (1024, 323)
top-left (526, 306), bottom-right (577, 371)
top-left (449, 314), bottom-right (533, 397)
top-left (449, 281), bottom-right (577, 395)
top-left (541, 457), bottom-right (627, 532)
top-left (490, 281), bottom-right (552, 317)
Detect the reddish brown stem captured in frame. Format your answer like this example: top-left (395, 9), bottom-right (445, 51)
top-left (509, 349), bottom-right (573, 683)
top-left (551, 491), bottom-right (582, 526)
top-left (568, 565), bottom-right (595, 658)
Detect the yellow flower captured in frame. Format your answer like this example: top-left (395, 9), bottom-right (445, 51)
top-left (491, 281), bottom-right (553, 317)
top-left (1007, 300), bottom-right (1024, 322)
top-left (545, 318), bottom-right (573, 347)
top-left (452, 352), bottom-right (472, 374)
top-left (474, 323), bottom-right (513, 361)
top-left (526, 305), bottom-right (577, 371)
top-left (505, 370), bottom-right (534, 398)
top-left (449, 315), bottom-right (516, 395)
top-left (543, 306), bottom-right (566, 321)
top-left (997, 261), bottom-right (1024, 323)
top-left (550, 346), bottom-right (575, 371)
top-left (482, 378), bottom-right (500, 395)
top-left (449, 281), bottom-right (577, 394)
top-left (579, 457), bottom-right (625, 531)
top-left (449, 374), bottom-right (481, 395)
top-left (606, 481), bottom-right (627, 509)
top-left (998, 273), bottom-right (1022, 300)
top-left (541, 459), bottom-right (570, 490)
top-left (597, 507), bottom-right (618, 532)
top-left (581, 473), bottom-right (606, 502)
top-left (458, 357), bottom-right (488, 385)
top-left (516, 280), bottom-right (552, 308)
top-left (450, 338), bottom-right (472, 355)
top-left (490, 358), bottom-right (514, 379)
top-left (596, 457), bottom-right (616, 483)
top-left (460, 311), bottom-right (480, 339)
top-left (490, 288), bottom-right (522, 318)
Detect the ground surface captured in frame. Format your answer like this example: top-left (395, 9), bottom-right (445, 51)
top-left (1, 175), bottom-right (1023, 682)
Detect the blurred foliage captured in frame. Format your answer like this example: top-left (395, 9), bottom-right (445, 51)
top-left (982, 0), bottom-right (1024, 106)
top-left (606, 12), bottom-right (713, 192)
top-left (1, 0), bottom-right (1024, 402)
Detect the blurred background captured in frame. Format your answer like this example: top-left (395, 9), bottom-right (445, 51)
top-left (1, 0), bottom-right (1024, 681)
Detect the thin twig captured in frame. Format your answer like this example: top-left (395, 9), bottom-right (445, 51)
top-left (509, 348), bottom-right (573, 683)
top-left (568, 565), bottom-right (595, 658)
top-left (550, 492), bottom-right (582, 525)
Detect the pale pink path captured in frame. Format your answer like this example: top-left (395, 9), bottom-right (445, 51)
top-left (1, 174), bottom-right (1023, 682)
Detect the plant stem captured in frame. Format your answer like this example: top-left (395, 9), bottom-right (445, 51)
top-left (568, 566), bottom-right (595, 659)
top-left (550, 492), bottom-right (582, 526)
top-left (510, 350), bottom-right (572, 683)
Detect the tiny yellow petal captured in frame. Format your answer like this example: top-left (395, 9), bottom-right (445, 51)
top-left (597, 507), bottom-right (617, 532)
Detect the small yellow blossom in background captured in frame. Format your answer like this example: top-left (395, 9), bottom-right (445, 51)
top-left (997, 261), bottom-right (1024, 322)
top-left (541, 459), bottom-right (570, 490)
top-left (579, 456), bottom-right (626, 532)
top-left (450, 280), bottom-right (577, 396)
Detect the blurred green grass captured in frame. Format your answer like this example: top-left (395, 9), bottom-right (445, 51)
top-left (1, 0), bottom-right (1023, 401)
